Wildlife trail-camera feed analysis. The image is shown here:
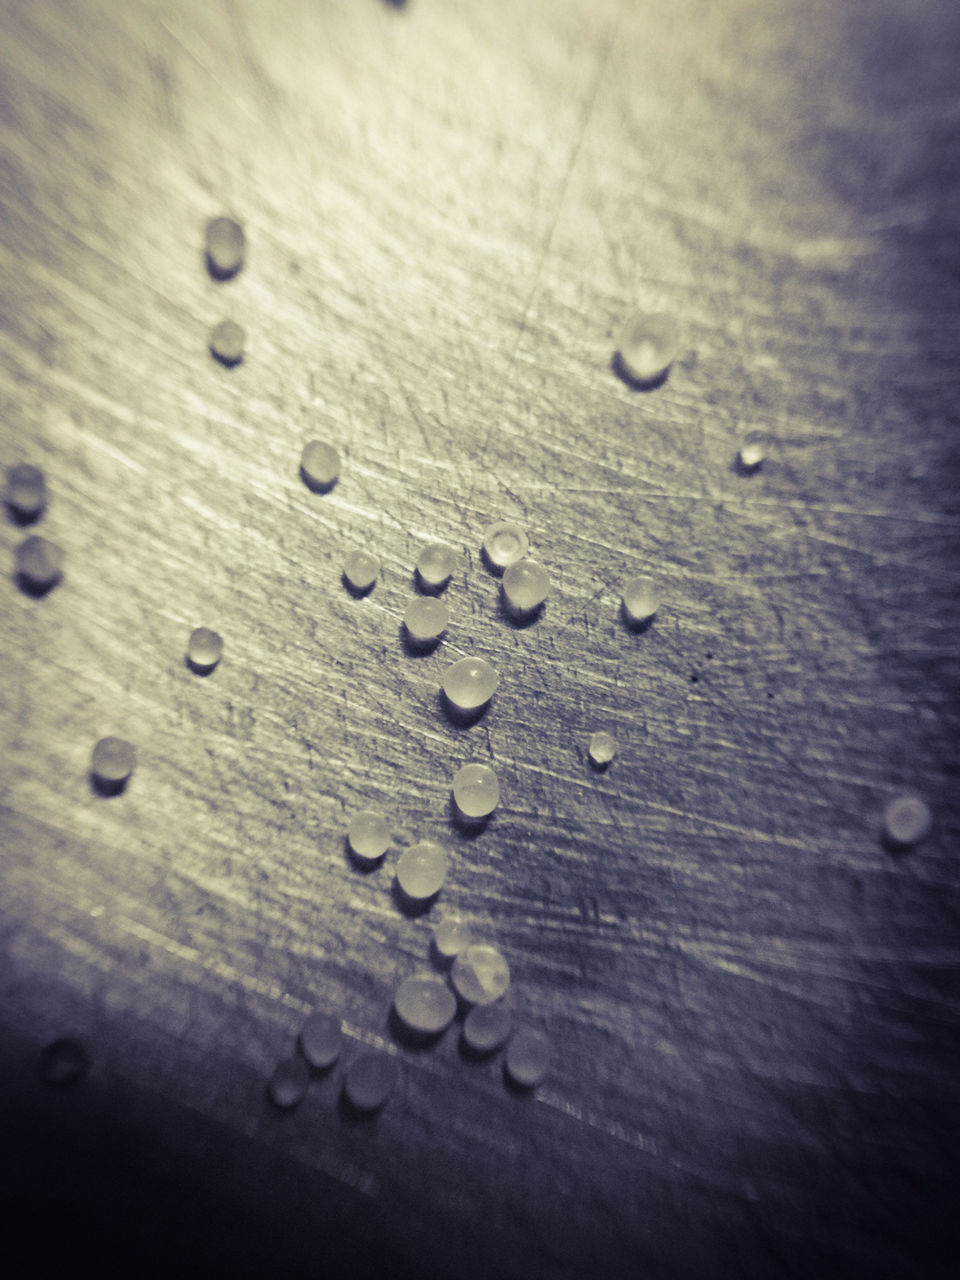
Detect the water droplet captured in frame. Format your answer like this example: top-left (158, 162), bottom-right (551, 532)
top-left (300, 440), bottom-right (340, 492)
top-left (299, 1011), bottom-right (342, 1069)
top-left (186, 626), bottom-right (223, 673)
top-left (205, 216), bottom-right (245, 280)
top-left (91, 736), bottom-right (136, 787)
top-left (501, 559), bottom-right (549, 617)
top-left (737, 431), bottom-right (765, 472)
top-left (37, 1037), bottom-right (88, 1086)
top-left (209, 319), bottom-right (245, 366)
top-left (615, 311), bottom-right (679, 386)
top-left (482, 520), bottom-right (528, 572)
top-left (441, 656), bottom-right (498, 713)
top-left (452, 762), bottom-right (500, 819)
top-left (5, 463), bottom-right (46, 520)
top-left (343, 1051), bottom-right (397, 1111)
top-left (268, 1055), bottom-right (309, 1108)
top-left (504, 1026), bottom-right (550, 1088)
top-left (620, 576), bottom-right (659, 628)
top-left (432, 915), bottom-right (472, 962)
top-left (463, 1000), bottom-right (512, 1055)
top-left (396, 841), bottom-right (449, 901)
top-left (343, 549), bottom-right (380, 595)
top-left (883, 793), bottom-right (932, 848)
top-left (416, 543), bottom-right (456, 591)
top-left (403, 596), bottom-right (448, 645)
top-left (15, 535), bottom-right (63, 592)
top-left (588, 731), bottom-right (617, 768)
top-left (393, 973), bottom-right (457, 1035)
top-left (450, 944), bottom-right (510, 1006)
top-left (348, 809), bottom-right (391, 863)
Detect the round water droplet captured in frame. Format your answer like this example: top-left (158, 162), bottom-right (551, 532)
top-left (441, 656), bottom-right (498, 713)
top-left (463, 1000), bottom-right (512, 1055)
top-left (403, 596), bottom-right (448, 645)
top-left (616, 311), bottom-right (679, 385)
top-left (187, 626), bottom-right (223, 673)
top-left (15, 535), bottom-right (63, 591)
top-left (621, 576), bottom-right (659, 628)
top-left (588, 731), bottom-right (617, 767)
top-left (5, 463), bottom-right (46, 520)
top-left (883, 793), bottom-right (932, 848)
top-left (343, 1051), bottom-right (397, 1111)
top-left (343, 549), bottom-right (380, 594)
top-left (268, 1056), bottom-right (309, 1109)
top-left (416, 543), bottom-right (456, 590)
top-left (37, 1037), bottom-right (88, 1086)
top-left (482, 521), bottom-right (528, 571)
top-left (394, 973), bottom-right (457, 1035)
top-left (209, 319), bottom-right (245, 366)
top-left (738, 431), bottom-right (765, 472)
top-left (205, 216), bottom-right (245, 280)
top-left (450, 944), bottom-right (510, 1006)
top-left (502, 559), bottom-right (549, 617)
top-left (396, 841), bottom-right (449, 901)
top-left (432, 915), bottom-right (472, 962)
top-left (300, 440), bottom-right (340, 492)
top-left (348, 809), bottom-right (391, 863)
top-left (299, 1011), bottom-right (342, 1069)
top-left (452, 763), bottom-right (500, 819)
top-left (504, 1027), bottom-right (551, 1088)
top-left (91, 737), bottom-right (136, 785)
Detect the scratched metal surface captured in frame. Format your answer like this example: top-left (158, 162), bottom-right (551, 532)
top-left (1, 1), bottom-right (959, 1276)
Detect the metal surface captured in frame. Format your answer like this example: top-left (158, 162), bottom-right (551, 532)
top-left (1, 1), bottom-right (958, 1276)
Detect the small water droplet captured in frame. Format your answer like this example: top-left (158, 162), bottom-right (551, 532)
top-left (463, 999), bottom-right (512, 1055)
top-left (588, 731), bottom-right (617, 768)
top-left (347, 809), bottom-right (391, 863)
top-left (620, 576), bottom-right (659, 628)
top-left (37, 1037), bottom-right (88, 1086)
top-left (209, 319), bottom-right (245, 366)
top-left (504, 1026), bottom-right (551, 1088)
top-left (450, 944), bottom-right (510, 1006)
top-left (15, 535), bottom-right (63, 592)
top-left (403, 596), bottom-right (448, 645)
top-left (5, 463), bottom-right (46, 521)
top-left (441, 656), bottom-right (498, 713)
top-left (432, 915), bottom-right (472, 962)
top-left (205, 216), bottom-right (245, 280)
top-left (393, 973), bottom-right (457, 1035)
top-left (452, 762), bottom-right (500, 819)
top-left (300, 440), bottom-right (340, 492)
top-left (615, 311), bottom-right (679, 387)
top-left (416, 543), bottom-right (456, 591)
top-left (186, 626), bottom-right (223, 673)
top-left (343, 1051), bottom-right (397, 1112)
top-left (343, 549), bottom-right (380, 594)
top-left (482, 521), bottom-right (528, 572)
top-left (501, 559), bottom-right (549, 618)
top-left (395, 841), bottom-right (449, 901)
top-left (90, 736), bottom-right (136, 788)
top-left (299, 1012), bottom-right (342, 1069)
top-left (737, 431), bottom-right (765, 472)
top-left (883, 792), bottom-right (932, 849)
top-left (268, 1056), bottom-right (309, 1109)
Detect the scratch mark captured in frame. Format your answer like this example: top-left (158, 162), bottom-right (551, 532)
top-left (487, 0), bottom-right (626, 453)
top-left (160, 17), bottom-right (259, 125)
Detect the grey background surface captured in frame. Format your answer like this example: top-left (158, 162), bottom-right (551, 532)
top-left (1, 1), bottom-right (958, 1276)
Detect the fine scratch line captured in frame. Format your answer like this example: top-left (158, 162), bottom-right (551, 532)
top-left (488, 0), bottom-right (626, 452)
